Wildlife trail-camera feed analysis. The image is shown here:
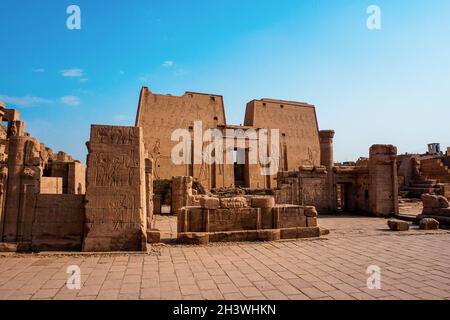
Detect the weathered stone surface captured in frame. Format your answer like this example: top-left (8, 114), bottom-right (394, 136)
top-left (307, 216), bottom-right (318, 227)
top-left (199, 196), bottom-right (220, 209)
top-left (172, 176), bottom-right (194, 216)
top-left (438, 196), bottom-right (450, 208)
top-left (369, 145), bottom-right (398, 217)
top-left (82, 125), bottom-right (147, 252)
top-left (280, 227), bottom-right (321, 239)
top-left (257, 229), bottom-right (280, 241)
top-left (0, 242), bottom-right (18, 252)
top-left (31, 194), bottom-right (85, 251)
top-left (178, 232), bottom-right (209, 245)
top-left (296, 227), bottom-right (321, 238)
top-left (147, 229), bottom-right (161, 244)
top-left (388, 219), bottom-right (410, 231)
top-left (251, 196), bottom-right (275, 208)
top-left (219, 197), bottom-right (248, 209)
top-left (304, 206), bottom-right (318, 217)
top-left (422, 194), bottom-right (441, 209)
top-left (419, 218), bottom-right (439, 230)
top-left (277, 205), bottom-right (307, 228)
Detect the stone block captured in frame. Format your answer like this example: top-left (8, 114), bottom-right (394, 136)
top-left (199, 196), bottom-right (220, 209)
top-left (304, 206), bottom-right (318, 217)
top-left (251, 196), bottom-right (275, 208)
top-left (147, 229), bottom-right (161, 244)
top-left (257, 229), bottom-right (280, 241)
top-left (178, 232), bottom-right (209, 245)
top-left (387, 219), bottom-right (410, 231)
top-left (279, 228), bottom-right (298, 239)
top-left (296, 227), bottom-right (321, 238)
top-left (0, 243), bottom-right (18, 252)
top-left (277, 206), bottom-right (307, 228)
top-left (209, 231), bottom-right (248, 242)
top-left (260, 208), bottom-right (274, 229)
top-left (219, 197), bottom-right (248, 209)
top-left (419, 218), bottom-right (439, 230)
top-left (307, 217), bottom-right (318, 227)
top-left (438, 196), bottom-right (450, 208)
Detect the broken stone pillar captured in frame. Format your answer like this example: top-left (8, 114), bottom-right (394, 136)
top-left (82, 125), bottom-right (147, 252)
top-left (369, 145), bottom-right (399, 216)
top-left (172, 176), bottom-right (193, 216)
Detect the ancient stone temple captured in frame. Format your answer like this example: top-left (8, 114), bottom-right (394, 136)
top-left (82, 125), bottom-right (148, 252)
top-left (138, 87), bottom-right (399, 218)
top-left (136, 87), bottom-right (321, 189)
top-left (0, 84), bottom-right (410, 252)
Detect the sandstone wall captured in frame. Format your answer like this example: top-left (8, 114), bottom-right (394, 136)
top-left (420, 158), bottom-right (450, 183)
top-left (40, 177), bottom-right (63, 194)
top-left (83, 125), bottom-right (147, 252)
top-left (369, 145), bottom-right (399, 216)
top-left (244, 99), bottom-right (321, 187)
top-left (31, 194), bottom-right (85, 251)
top-left (135, 87), bottom-right (228, 188)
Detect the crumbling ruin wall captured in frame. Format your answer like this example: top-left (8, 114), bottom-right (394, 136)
top-left (0, 103), bottom-right (86, 249)
top-left (178, 196), bottom-right (321, 244)
top-left (276, 166), bottom-right (331, 213)
top-left (83, 125), bottom-right (147, 252)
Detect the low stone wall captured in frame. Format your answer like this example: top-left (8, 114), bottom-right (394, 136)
top-left (31, 194), bottom-right (85, 251)
top-left (178, 196), bottom-right (322, 244)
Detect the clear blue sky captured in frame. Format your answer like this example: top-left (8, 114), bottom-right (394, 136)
top-left (1, 0), bottom-right (449, 163)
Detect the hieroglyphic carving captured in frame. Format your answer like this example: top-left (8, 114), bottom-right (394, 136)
top-left (83, 125), bottom-right (147, 252)
top-left (92, 125), bottom-right (139, 145)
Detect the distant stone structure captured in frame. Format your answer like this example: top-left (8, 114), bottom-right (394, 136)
top-left (398, 144), bottom-right (450, 199)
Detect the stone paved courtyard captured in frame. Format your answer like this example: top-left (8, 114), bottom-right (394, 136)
top-left (1, 214), bottom-right (450, 300)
